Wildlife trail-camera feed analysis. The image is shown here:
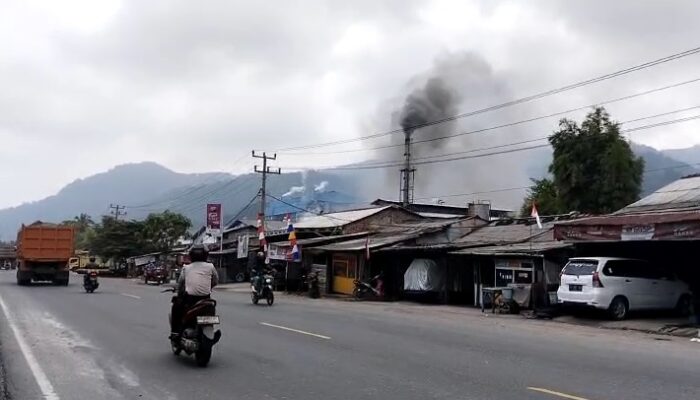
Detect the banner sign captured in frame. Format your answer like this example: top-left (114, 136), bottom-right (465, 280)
top-left (206, 203), bottom-right (222, 234)
top-left (555, 221), bottom-right (700, 241)
top-left (237, 235), bottom-right (249, 259)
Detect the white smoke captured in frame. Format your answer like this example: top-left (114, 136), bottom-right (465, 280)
top-left (314, 181), bottom-right (329, 192)
top-left (282, 186), bottom-right (305, 197)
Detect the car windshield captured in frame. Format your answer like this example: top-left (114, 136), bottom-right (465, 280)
top-left (562, 260), bottom-right (599, 275)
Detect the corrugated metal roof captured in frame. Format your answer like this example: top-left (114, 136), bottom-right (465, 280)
top-left (454, 220), bottom-right (556, 246)
top-left (450, 241), bottom-right (571, 256)
top-left (617, 175), bottom-right (700, 214)
top-left (417, 212), bottom-right (464, 219)
top-left (293, 206), bottom-right (392, 229)
top-left (313, 231), bottom-right (421, 252)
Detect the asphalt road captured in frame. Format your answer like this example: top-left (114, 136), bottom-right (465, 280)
top-left (0, 271), bottom-right (699, 400)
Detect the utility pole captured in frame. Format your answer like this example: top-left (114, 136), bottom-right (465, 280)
top-left (109, 204), bottom-right (127, 220)
top-left (252, 151), bottom-right (281, 223)
top-left (400, 128), bottom-right (415, 207)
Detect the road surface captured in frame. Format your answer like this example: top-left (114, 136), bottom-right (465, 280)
top-left (0, 271), bottom-right (698, 400)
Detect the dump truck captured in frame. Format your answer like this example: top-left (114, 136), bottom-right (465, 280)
top-left (16, 222), bottom-right (74, 285)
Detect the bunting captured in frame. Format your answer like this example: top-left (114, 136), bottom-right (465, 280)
top-left (257, 213), bottom-right (268, 261)
top-left (286, 214), bottom-right (300, 261)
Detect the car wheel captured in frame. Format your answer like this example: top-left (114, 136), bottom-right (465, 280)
top-left (235, 272), bottom-right (245, 283)
top-left (675, 294), bottom-right (692, 317)
top-left (608, 296), bottom-right (629, 320)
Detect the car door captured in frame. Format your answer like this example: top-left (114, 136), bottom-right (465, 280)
top-left (617, 260), bottom-right (648, 310)
top-left (639, 263), bottom-right (667, 309)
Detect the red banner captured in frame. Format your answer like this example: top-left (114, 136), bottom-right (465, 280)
top-left (206, 204), bottom-right (222, 231)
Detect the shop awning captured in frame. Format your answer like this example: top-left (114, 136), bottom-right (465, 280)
top-left (554, 210), bottom-right (700, 241)
top-left (450, 241), bottom-right (572, 256)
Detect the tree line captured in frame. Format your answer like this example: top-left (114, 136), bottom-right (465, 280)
top-left (62, 211), bottom-right (191, 262)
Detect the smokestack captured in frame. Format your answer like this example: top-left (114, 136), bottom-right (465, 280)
top-left (400, 128), bottom-right (415, 207)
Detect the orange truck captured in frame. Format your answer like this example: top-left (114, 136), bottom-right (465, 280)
top-left (16, 222), bottom-right (75, 286)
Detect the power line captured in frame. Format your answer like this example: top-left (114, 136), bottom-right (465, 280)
top-left (109, 204), bottom-right (127, 220)
top-left (281, 112), bottom-right (700, 171)
top-left (267, 194), bottom-right (353, 223)
top-left (281, 77), bottom-right (700, 156)
top-left (276, 46), bottom-right (700, 152)
top-left (223, 193), bottom-right (261, 227)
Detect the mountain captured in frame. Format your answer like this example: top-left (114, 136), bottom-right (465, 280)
top-left (0, 162), bottom-right (232, 239)
top-left (661, 145), bottom-right (700, 167)
top-left (632, 143), bottom-right (700, 195)
top-left (1, 142), bottom-right (697, 239)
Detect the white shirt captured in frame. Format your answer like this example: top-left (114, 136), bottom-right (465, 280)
top-left (178, 261), bottom-right (219, 296)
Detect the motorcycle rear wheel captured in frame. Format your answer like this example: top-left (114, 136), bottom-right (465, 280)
top-left (195, 345), bottom-right (212, 367)
top-left (266, 291), bottom-right (274, 306)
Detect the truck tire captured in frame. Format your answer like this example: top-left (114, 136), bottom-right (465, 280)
top-left (16, 271), bottom-right (30, 286)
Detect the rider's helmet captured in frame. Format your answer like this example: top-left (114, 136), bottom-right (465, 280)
top-left (189, 244), bottom-right (209, 263)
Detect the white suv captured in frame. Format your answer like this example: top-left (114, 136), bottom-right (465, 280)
top-left (557, 257), bottom-right (692, 320)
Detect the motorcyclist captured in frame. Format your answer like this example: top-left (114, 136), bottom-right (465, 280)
top-left (83, 256), bottom-right (99, 285)
top-left (170, 244), bottom-right (219, 341)
top-left (251, 251), bottom-right (272, 292)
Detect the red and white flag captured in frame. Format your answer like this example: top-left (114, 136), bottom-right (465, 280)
top-left (531, 203), bottom-right (543, 229)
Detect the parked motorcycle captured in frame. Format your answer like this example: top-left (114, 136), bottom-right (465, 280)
top-left (83, 271), bottom-right (99, 293)
top-left (353, 273), bottom-right (384, 300)
top-left (251, 273), bottom-right (275, 306)
top-left (164, 288), bottom-right (221, 367)
top-left (307, 271), bottom-right (320, 299)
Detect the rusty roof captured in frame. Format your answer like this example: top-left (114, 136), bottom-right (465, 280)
top-left (555, 210), bottom-right (700, 226)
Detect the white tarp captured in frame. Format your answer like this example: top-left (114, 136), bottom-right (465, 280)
top-left (403, 259), bottom-right (445, 292)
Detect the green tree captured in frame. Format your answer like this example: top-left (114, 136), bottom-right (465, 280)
top-left (89, 216), bottom-right (144, 261)
top-left (139, 210), bottom-right (192, 253)
top-left (520, 178), bottom-right (562, 217)
top-left (62, 213), bottom-right (96, 250)
top-left (521, 107), bottom-right (644, 215)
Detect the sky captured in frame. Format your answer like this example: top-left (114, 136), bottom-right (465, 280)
top-left (1, 0), bottom-right (700, 208)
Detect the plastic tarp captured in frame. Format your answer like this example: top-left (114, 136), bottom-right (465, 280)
top-left (403, 259), bottom-right (445, 292)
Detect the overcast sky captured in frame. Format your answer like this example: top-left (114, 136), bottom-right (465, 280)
top-left (1, 0), bottom-right (700, 208)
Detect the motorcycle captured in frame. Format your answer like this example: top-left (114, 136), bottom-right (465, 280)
top-left (353, 273), bottom-right (384, 300)
top-left (83, 271), bottom-right (99, 293)
top-left (164, 288), bottom-right (221, 367)
top-left (251, 272), bottom-right (275, 306)
top-left (307, 271), bottom-right (320, 299)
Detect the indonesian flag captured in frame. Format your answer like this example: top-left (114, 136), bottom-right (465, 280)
top-left (531, 203), bottom-right (543, 229)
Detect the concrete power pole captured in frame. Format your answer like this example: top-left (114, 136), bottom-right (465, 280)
top-left (400, 129), bottom-right (415, 207)
top-left (109, 204), bottom-right (127, 220)
top-left (252, 151), bottom-right (281, 222)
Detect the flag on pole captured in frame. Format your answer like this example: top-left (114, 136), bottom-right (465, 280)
top-left (531, 203), bottom-right (543, 229)
top-left (287, 214), bottom-right (300, 261)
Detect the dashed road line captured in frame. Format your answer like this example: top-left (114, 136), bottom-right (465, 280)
top-left (0, 293), bottom-right (60, 400)
top-left (527, 387), bottom-right (591, 400)
top-left (120, 293), bottom-right (141, 299)
top-left (260, 322), bottom-right (331, 340)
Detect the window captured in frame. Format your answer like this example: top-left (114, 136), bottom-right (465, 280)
top-left (563, 260), bottom-right (599, 276)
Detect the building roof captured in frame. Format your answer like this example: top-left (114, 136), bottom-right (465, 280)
top-left (454, 219), bottom-right (556, 247)
top-left (371, 199), bottom-right (512, 216)
top-left (617, 175), bottom-right (700, 214)
top-left (450, 241), bottom-right (572, 256)
top-left (312, 231), bottom-right (423, 252)
top-left (555, 210), bottom-right (700, 227)
top-left (293, 206), bottom-right (395, 229)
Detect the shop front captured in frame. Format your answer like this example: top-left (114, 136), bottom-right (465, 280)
top-left (331, 253), bottom-right (358, 295)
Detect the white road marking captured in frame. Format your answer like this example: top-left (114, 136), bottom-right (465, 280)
top-left (260, 322), bottom-right (331, 340)
top-left (120, 293), bottom-right (141, 299)
top-left (527, 387), bottom-right (591, 400)
top-left (0, 293), bottom-right (60, 400)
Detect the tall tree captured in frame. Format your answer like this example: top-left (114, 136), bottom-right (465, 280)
top-left (548, 107), bottom-right (644, 214)
top-left (520, 178), bottom-right (562, 217)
